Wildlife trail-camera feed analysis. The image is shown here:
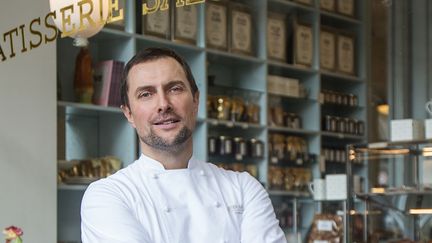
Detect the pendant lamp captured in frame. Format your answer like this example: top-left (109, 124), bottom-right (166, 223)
top-left (49, 0), bottom-right (110, 103)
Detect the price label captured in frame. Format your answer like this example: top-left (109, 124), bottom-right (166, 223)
top-left (317, 220), bottom-right (333, 231)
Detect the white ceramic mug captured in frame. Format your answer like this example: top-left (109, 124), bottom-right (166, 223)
top-left (308, 178), bottom-right (326, 200)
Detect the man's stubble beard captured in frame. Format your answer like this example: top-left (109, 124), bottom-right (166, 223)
top-left (140, 125), bottom-right (193, 153)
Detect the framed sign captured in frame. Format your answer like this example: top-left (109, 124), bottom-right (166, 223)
top-left (174, 4), bottom-right (199, 44)
top-left (229, 4), bottom-right (253, 55)
top-left (337, 0), bottom-right (355, 17)
top-left (337, 33), bottom-right (355, 75)
top-left (320, 0), bottom-right (335, 12)
top-left (142, 0), bottom-right (170, 39)
top-left (206, 0), bottom-right (228, 50)
top-left (294, 22), bottom-right (313, 67)
top-left (320, 28), bottom-right (336, 71)
top-left (267, 13), bottom-right (286, 62)
top-left (106, 0), bottom-right (125, 30)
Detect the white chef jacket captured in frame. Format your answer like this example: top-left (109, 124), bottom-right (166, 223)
top-left (81, 154), bottom-right (286, 243)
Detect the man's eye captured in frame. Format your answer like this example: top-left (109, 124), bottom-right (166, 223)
top-left (170, 85), bottom-right (184, 93)
top-left (138, 92), bottom-right (152, 98)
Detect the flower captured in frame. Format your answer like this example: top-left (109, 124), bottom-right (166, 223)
top-left (3, 226), bottom-right (23, 243)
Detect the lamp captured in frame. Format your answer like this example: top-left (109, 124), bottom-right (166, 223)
top-left (49, 0), bottom-right (110, 103)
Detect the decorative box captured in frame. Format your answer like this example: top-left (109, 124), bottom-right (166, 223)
top-left (325, 174), bottom-right (347, 200)
top-left (390, 119), bottom-right (425, 141)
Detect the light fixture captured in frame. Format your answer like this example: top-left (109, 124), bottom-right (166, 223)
top-left (49, 0), bottom-right (110, 103)
top-left (377, 104), bottom-right (389, 115)
top-left (409, 208), bottom-right (432, 214)
top-left (371, 187), bottom-right (385, 194)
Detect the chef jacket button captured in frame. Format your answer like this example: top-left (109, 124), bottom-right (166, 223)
top-left (152, 173), bottom-right (158, 179)
top-left (164, 206), bottom-right (170, 213)
top-left (199, 170), bottom-right (205, 176)
top-left (214, 201), bottom-right (221, 208)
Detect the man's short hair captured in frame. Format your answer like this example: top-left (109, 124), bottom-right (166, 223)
top-left (120, 47), bottom-right (199, 108)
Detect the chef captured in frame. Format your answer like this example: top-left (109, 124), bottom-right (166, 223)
top-left (80, 47), bottom-right (287, 243)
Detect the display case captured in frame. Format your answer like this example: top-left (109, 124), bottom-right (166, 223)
top-left (347, 140), bottom-right (432, 242)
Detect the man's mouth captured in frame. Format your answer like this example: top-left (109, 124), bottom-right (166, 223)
top-left (153, 119), bottom-right (180, 125)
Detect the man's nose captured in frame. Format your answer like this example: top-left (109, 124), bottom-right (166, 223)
top-left (157, 92), bottom-right (172, 113)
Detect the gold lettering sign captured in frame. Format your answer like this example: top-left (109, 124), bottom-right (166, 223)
top-left (0, 0), bottom-right (206, 63)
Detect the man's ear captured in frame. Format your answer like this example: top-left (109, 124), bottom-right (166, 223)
top-left (193, 91), bottom-right (200, 113)
top-left (121, 105), bottom-right (136, 128)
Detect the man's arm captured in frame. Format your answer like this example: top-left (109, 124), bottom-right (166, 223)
top-left (239, 172), bottom-right (287, 243)
top-left (81, 181), bottom-right (151, 243)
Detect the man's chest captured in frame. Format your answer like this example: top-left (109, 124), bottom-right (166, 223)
top-left (129, 168), bottom-right (244, 243)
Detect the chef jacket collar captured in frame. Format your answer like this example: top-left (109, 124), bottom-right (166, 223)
top-left (138, 153), bottom-right (199, 172)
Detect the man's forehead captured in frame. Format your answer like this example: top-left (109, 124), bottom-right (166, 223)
top-left (128, 57), bottom-right (189, 89)
top-left (130, 57), bottom-right (184, 76)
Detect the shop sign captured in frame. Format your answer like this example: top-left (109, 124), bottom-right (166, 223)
top-left (0, 0), bottom-right (205, 63)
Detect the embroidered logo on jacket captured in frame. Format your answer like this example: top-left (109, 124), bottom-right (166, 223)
top-left (228, 205), bottom-right (244, 214)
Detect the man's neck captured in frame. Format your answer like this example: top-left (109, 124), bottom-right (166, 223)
top-left (141, 141), bottom-right (193, 170)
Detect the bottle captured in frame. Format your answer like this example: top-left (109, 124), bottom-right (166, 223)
top-left (74, 46), bottom-right (94, 103)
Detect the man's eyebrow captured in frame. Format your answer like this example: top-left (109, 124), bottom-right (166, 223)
top-left (133, 81), bottom-right (187, 95)
top-left (164, 80), bottom-right (186, 89)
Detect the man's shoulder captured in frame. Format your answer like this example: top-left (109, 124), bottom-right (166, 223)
top-left (202, 161), bottom-right (260, 187)
top-left (83, 161), bottom-right (140, 196)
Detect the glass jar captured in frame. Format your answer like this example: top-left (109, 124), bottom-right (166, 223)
top-left (216, 96), bottom-right (231, 120)
top-left (234, 137), bottom-right (247, 160)
top-left (249, 138), bottom-right (264, 158)
top-left (208, 136), bottom-right (218, 155)
top-left (330, 116), bottom-right (338, 132)
top-left (348, 118), bottom-right (356, 134)
top-left (230, 97), bottom-right (245, 122)
top-left (219, 136), bottom-right (233, 155)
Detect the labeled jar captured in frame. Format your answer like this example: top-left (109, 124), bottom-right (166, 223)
top-left (216, 96), bottom-right (231, 120)
top-left (234, 137), bottom-right (247, 159)
top-left (349, 94), bottom-right (358, 107)
top-left (249, 138), bottom-right (264, 158)
top-left (342, 94), bottom-right (349, 106)
top-left (348, 118), bottom-right (356, 134)
top-left (330, 116), bottom-right (338, 132)
top-left (230, 97), bottom-right (245, 122)
top-left (208, 136), bottom-right (218, 155)
top-left (336, 93), bottom-right (343, 105)
top-left (219, 136), bottom-right (233, 155)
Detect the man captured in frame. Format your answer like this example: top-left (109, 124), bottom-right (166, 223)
top-left (81, 47), bottom-right (286, 243)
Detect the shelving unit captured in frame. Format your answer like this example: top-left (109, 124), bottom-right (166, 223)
top-left (56, 0), bottom-right (368, 242)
